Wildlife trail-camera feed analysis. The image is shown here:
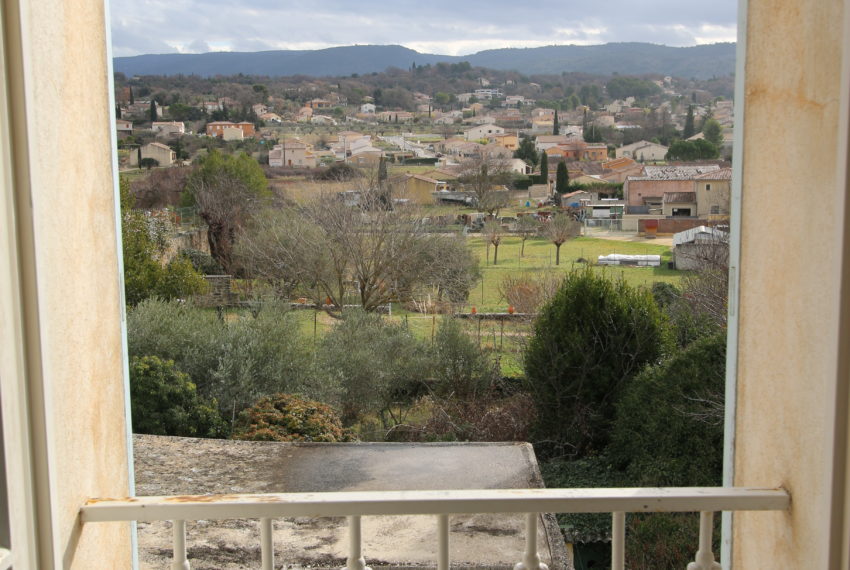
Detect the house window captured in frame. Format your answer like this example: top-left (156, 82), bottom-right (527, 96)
top-left (706, 184), bottom-right (712, 191)
top-left (711, 205), bottom-right (720, 214)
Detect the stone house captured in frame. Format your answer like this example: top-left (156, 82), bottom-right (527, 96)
top-left (130, 142), bottom-right (176, 167)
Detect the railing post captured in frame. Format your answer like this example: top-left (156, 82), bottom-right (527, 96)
top-left (612, 511), bottom-right (625, 570)
top-left (437, 514), bottom-right (450, 570)
top-left (513, 513), bottom-right (548, 570)
top-left (687, 511), bottom-right (721, 570)
top-left (260, 517), bottom-right (274, 570)
top-left (171, 519), bottom-right (190, 570)
top-left (345, 515), bottom-right (372, 570)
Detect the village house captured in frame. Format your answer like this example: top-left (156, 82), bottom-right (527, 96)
top-left (259, 112), bottom-right (282, 124)
top-left (268, 141), bottom-right (317, 168)
top-left (129, 142), bottom-right (176, 167)
top-left (546, 141), bottom-right (608, 161)
top-left (464, 123), bottom-right (505, 141)
top-left (534, 134), bottom-right (570, 152)
top-left (391, 174), bottom-right (448, 204)
top-left (616, 140), bottom-right (669, 161)
top-left (694, 167), bottom-right (733, 217)
top-left (306, 98), bottom-right (332, 110)
top-left (205, 121), bottom-right (255, 139)
top-left (150, 121), bottom-right (185, 137)
top-left (624, 164), bottom-right (721, 213)
top-left (360, 103), bottom-right (376, 114)
top-left (489, 133), bottom-right (518, 151)
top-left (115, 118), bottom-right (132, 138)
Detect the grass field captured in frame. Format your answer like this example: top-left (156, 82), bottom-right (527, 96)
top-left (270, 234), bottom-right (679, 378)
top-left (466, 235), bottom-right (678, 312)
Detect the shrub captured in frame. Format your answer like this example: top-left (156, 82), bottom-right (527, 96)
top-left (232, 393), bottom-right (352, 442)
top-left (524, 268), bottom-right (669, 457)
top-left (127, 299), bottom-right (314, 419)
top-left (609, 332), bottom-right (726, 487)
top-left (414, 392), bottom-right (536, 442)
top-left (430, 317), bottom-right (498, 399)
top-left (499, 273), bottom-right (562, 314)
top-left (129, 355), bottom-right (228, 438)
top-left (180, 248), bottom-right (224, 275)
top-left (316, 309), bottom-right (430, 426)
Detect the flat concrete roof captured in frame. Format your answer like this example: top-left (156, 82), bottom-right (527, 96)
top-left (134, 435), bottom-right (569, 569)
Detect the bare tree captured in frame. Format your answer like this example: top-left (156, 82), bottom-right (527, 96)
top-left (542, 213), bottom-right (581, 265)
top-left (457, 155), bottom-right (512, 216)
top-left (236, 188), bottom-right (480, 314)
top-left (131, 166), bottom-right (191, 209)
top-left (516, 215), bottom-right (541, 257)
top-left (482, 220), bottom-right (502, 265)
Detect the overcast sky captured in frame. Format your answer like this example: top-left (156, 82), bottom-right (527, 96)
top-left (110, 1), bottom-right (738, 58)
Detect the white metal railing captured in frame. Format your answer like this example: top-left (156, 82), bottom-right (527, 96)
top-left (81, 487), bottom-right (789, 570)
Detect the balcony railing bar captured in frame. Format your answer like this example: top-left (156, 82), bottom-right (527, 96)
top-left (80, 487), bottom-right (790, 523)
top-left (82, 487), bottom-right (789, 570)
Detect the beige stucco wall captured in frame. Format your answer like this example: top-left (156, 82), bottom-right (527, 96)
top-left (16, 1), bottom-right (132, 567)
top-left (733, 0), bottom-right (846, 567)
top-left (695, 180), bottom-right (730, 217)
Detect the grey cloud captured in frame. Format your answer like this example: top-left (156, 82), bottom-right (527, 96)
top-left (109, 0), bottom-right (737, 57)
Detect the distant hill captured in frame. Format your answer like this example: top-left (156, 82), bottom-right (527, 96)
top-left (114, 43), bottom-right (736, 80)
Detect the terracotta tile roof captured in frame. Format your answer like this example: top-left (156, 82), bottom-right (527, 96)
top-left (630, 165), bottom-right (720, 181)
top-left (695, 167), bottom-right (733, 180)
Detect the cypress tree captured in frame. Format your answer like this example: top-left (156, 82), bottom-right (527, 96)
top-left (539, 154), bottom-right (549, 185)
top-left (556, 160), bottom-right (569, 194)
top-left (149, 100), bottom-right (157, 123)
top-left (683, 105), bottom-right (696, 139)
top-left (553, 109), bottom-right (560, 135)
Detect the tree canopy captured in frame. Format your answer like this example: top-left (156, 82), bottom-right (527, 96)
top-left (183, 149), bottom-right (270, 272)
top-left (665, 139), bottom-right (719, 161)
top-left (605, 76), bottom-right (662, 100)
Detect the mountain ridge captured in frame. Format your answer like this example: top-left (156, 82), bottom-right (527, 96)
top-left (114, 42), bottom-right (736, 80)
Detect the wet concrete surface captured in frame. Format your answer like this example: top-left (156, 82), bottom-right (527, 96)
top-left (134, 435), bottom-right (569, 569)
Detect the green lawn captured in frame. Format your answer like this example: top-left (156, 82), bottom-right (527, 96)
top-left (467, 236), bottom-right (680, 312)
top-left (229, 234), bottom-right (681, 378)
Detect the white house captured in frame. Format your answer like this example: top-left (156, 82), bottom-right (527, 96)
top-left (360, 103), bottom-right (376, 114)
top-left (615, 140), bottom-right (669, 161)
top-left (464, 124), bottom-right (504, 141)
top-left (150, 121), bottom-right (185, 136)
